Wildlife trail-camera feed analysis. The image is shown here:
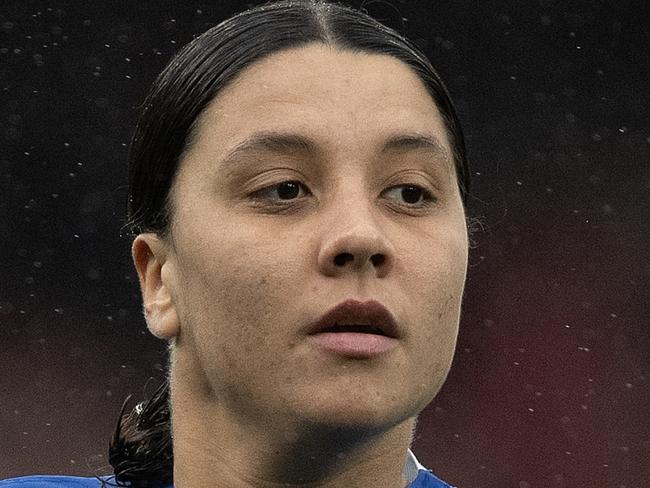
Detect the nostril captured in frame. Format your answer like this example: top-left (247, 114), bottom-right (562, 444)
top-left (334, 253), bottom-right (353, 266)
top-left (333, 253), bottom-right (386, 267)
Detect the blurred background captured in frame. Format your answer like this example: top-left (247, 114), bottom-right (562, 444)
top-left (1, 1), bottom-right (648, 487)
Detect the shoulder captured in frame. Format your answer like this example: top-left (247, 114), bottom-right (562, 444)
top-left (0, 475), bottom-right (115, 487)
top-left (409, 469), bottom-right (457, 488)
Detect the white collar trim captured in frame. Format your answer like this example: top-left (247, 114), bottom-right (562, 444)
top-left (403, 448), bottom-right (427, 483)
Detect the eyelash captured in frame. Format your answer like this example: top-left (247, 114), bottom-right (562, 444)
top-left (249, 180), bottom-right (437, 209)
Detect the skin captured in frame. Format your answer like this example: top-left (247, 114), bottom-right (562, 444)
top-left (132, 44), bottom-right (469, 488)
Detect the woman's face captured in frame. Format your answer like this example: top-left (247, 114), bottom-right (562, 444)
top-left (155, 44), bottom-right (468, 430)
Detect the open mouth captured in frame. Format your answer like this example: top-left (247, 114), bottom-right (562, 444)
top-left (319, 325), bottom-right (387, 336)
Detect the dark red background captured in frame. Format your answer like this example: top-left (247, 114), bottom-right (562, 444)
top-left (1, 1), bottom-right (648, 487)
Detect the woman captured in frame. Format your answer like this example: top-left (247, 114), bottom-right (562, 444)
top-left (1, 1), bottom-right (475, 486)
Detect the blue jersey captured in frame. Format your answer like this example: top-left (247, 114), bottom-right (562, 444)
top-left (0, 449), bottom-right (455, 487)
top-left (0, 470), bottom-right (452, 487)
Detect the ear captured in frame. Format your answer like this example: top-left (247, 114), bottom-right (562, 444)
top-left (131, 233), bottom-right (180, 340)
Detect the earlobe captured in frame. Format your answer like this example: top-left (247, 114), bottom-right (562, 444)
top-left (131, 234), bottom-right (180, 340)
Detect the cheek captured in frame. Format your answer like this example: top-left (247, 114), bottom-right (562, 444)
top-left (401, 229), bottom-right (467, 360)
top-left (174, 224), bottom-right (305, 350)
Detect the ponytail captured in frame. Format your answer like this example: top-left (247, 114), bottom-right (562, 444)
top-left (98, 379), bottom-right (173, 487)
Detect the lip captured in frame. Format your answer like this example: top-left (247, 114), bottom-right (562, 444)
top-left (307, 299), bottom-right (401, 339)
top-left (307, 332), bottom-right (398, 358)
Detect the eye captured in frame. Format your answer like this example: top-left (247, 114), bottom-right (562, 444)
top-left (250, 181), bottom-right (434, 208)
top-left (382, 184), bottom-right (435, 206)
top-left (252, 180), bottom-right (310, 201)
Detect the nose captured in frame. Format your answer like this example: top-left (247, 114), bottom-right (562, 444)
top-left (317, 202), bottom-right (394, 279)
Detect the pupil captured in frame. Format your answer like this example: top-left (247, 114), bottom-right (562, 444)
top-left (278, 181), bottom-right (300, 199)
top-left (402, 186), bottom-right (421, 204)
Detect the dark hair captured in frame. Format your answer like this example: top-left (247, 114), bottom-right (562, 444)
top-left (108, 0), bottom-right (474, 485)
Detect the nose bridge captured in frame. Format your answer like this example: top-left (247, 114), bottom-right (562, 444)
top-left (317, 176), bottom-right (394, 277)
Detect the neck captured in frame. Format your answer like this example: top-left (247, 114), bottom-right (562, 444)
top-left (169, 350), bottom-right (417, 488)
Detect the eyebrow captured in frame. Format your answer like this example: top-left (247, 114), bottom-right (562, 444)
top-left (219, 131), bottom-right (453, 173)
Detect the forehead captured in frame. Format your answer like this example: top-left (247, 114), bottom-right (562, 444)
top-left (188, 43), bottom-right (452, 168)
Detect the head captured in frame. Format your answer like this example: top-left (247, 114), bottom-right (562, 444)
top-left (109, 1), bottom-right (474, 485)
